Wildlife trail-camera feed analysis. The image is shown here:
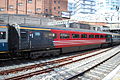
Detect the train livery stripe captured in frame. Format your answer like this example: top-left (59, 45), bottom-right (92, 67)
top-left (20, 27), bottom-right (51, 31)
top-left (0, 26), bottom-right (7, 28)
top-left (0, 25), bottom-right (51, 31)
top-left (0, 51), bottom-right (9, 54)
top-left (53, 39), bottom-right (106, 47)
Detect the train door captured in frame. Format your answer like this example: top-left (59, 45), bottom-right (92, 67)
top-left (8, 24), bottom-right (19, 52)
top-left (29, 30), bottom-right (54, 50)
top-left (20, 30), bottom-right (30, 50)
top-left (41, 31), bottom-right (54, 48)
top-left (106, 35), bottom-right (112, 43)
top-left (29, 31), bottom-right (42, 49)
top-left (0, 26), bottom-right (8, 51)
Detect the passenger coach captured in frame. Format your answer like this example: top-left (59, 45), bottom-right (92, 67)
top-left (0, 23), bottom-right (120, 59)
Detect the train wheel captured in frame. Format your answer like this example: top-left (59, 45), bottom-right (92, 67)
top-left (29, 52), bottom-right (39, 59)
top-left (22, 52), bottom-right (30, 59)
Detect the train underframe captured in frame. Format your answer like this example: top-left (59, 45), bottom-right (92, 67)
top-left (0, 42), bottom-right (120, 59)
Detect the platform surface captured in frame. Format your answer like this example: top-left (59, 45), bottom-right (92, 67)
top-left (102, 64), bottom-right (120, 80)
top-left (112, 68), bottom-right (120, 80)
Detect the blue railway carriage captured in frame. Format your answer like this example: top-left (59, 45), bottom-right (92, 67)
top-left (0, 24), bottom-right (9, 58)
top-left (112, 33), bottom-right (120, 45)
top-left (0, 23), bottom-right (56, 59)
top-left (0, 24), bottom-right (8, 52)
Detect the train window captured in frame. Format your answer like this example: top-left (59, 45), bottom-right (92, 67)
top-left (72, 34), bottom-right (79, 38)
top-left (21, 32), bottom-right (27, 38)
top-left (35, 32), bottom-right (40, 36)
top-left (49, 33), bottom-right (56, 39)
top-left (60, 33), bottom-right (70, 39)
top-left (100, 35), bottom-right (104, 38)
top-left (105, 35), bottom-right (108, 38)
top-left (105, 35), bottom-right (111, 38)
top-left (95, 35), bottom-right (99, 38)
top-left (89, 35), bottom-right (94, 38)
top-left (53, 33), bottom-right (57, 39)
top-left (81, 34), bottom-right (87, 38)
top-left (44, 32), bottom-right (56, 39)
top-left (0, 32), bottom-right (6, 39)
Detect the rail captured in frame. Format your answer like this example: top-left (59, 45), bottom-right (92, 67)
top-left (0, 47), bottom-right (114, 80)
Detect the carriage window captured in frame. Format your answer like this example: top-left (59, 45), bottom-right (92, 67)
top-left (95, 35), bottom-right (99, 38)
top-left (21, 32), bottom-right (27, 38)
top-left (53, 33), bottom-right (57, 39)
top-left (44, 32), bottom-right (56, 39)
top-left (0, 32), bottom-right (6, 39)
top-left (105, 35), bottom-right (111, 38)
top-left (100, 35), bottom-right (104, 38)
top-left (60, 33), bottom-right (70, 39)
top-left (89, 35), bottom-right (94, 38)
top-left (49, 33), bottom-right (56, 39)
top-left (81, 34), bottom-right (87, 38)
top-left (35, 32), bottom-right (40, 36)
top-left (72, 34), bottom-right (79, 38)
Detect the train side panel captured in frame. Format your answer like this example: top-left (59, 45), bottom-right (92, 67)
top-left (51, 29), bottom-right (107, 53)
top-left (9, 25), bottom-right (55, 52)
top-left (0, 25), bottom-right (8, 52)
top-left (19, 26), bottom-right (54, 51)
top-left (1, 24), bottom-right (119, 59)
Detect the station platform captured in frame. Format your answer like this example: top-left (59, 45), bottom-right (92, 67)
top-left (102, 64), bottom-right (120, 80)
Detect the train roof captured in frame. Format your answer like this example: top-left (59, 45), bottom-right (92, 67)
top-left (0, 23), bottom-right (119, 36)
top-left (17, 23), bottom-right (120, 35)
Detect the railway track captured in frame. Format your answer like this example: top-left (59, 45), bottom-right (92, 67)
top-left (0, 48), bottom-right (110, 74)
top-left (0, 46), bottom-right (119, 80)
top-left (70, 49), bottom-right (120, 80)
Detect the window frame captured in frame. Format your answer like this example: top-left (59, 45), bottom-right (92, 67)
top-left (95, 35), bottom-right (99, 38)
top-left (72, 34), bottom-right (80, 38)
top-left (28, 0), bottom-right (32, 3)
top-left (60, 33), bottom-right (70, 39)
top-left (0, 31), bottom-right (6, 39)
top-left (58, 1), bottom-right (60, 4)
top-left (81, 34), bottom-right (87, 38)
top-left (54, 7), bottom-right (56, 10)
top-left (54, 1), bottom-right (56, 4)
top-left (100, 35), bottom-right (104, 38)
top-left (89, 34), bottom-right (94, 38)
top-left (21, 32), bottom-right (28, 39)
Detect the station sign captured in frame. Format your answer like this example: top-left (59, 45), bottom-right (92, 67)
top-left (61, 11), bottom-right (71, 19)
top-left (48, 20), bottom-right (78, 25)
